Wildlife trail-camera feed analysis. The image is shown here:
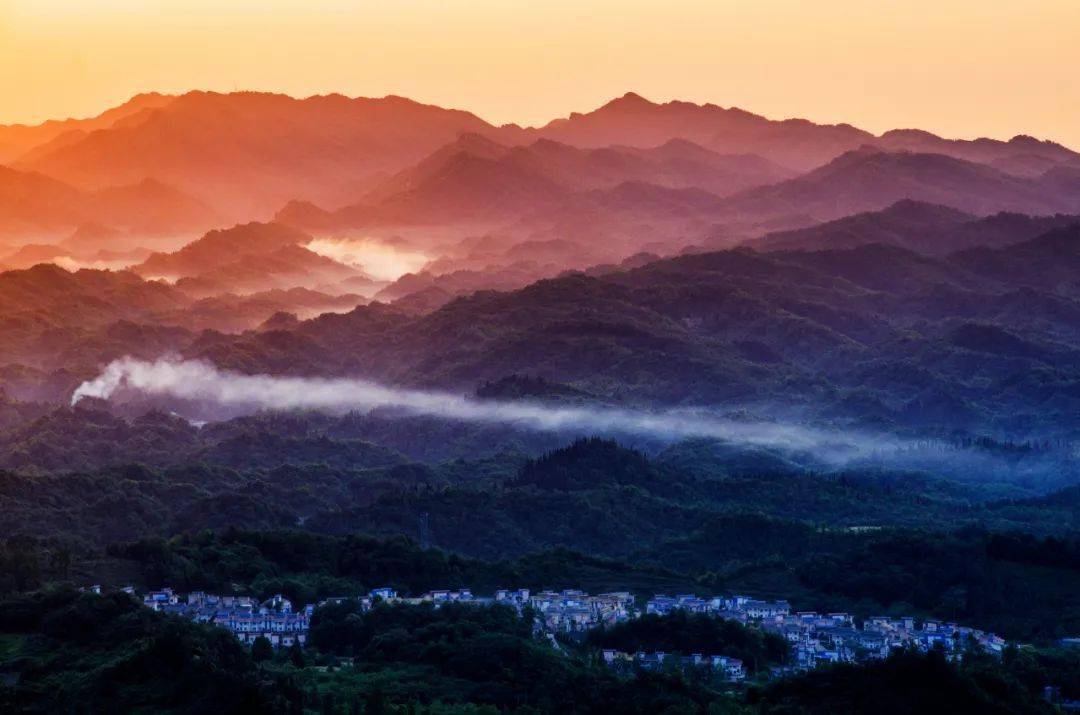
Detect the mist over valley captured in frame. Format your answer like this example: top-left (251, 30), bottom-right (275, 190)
top-left (1, 79), bottom-right (1079, 715)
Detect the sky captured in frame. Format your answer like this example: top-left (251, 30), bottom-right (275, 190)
top-left (2, 0), bottom-right (1078, 147)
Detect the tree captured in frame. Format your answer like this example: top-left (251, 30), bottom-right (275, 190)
top-left (289, 641), bottom-right (306, 668)
top-left (252, 635), bottom-right (273, 663)
top-left (364, 689), bottom-right (389, 715)
top-left (49, 546), bottom-right (72, 579)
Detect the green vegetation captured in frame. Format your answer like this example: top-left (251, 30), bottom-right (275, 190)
top-left (0, 588), bottom-right (283, 713)
top-left (1, 587), bottom-right (1074, 714)
top-left (3, 422), bottom-right (1079, 641)
top-left (304, 600), bottom-right (690, 712)
top-left (586, 612), bottom-right (789, 673)
top-left (0, 589), bottom-right (734, 714)
top-left (751, 649), bottom-right (1053, 714)
top-left (797, 530), bottom-right (1080, 640)
top-left (0, 515), bottom-right (1067, 647)
top-left (0, 389), bottom-right (1077, 712)
top-left (107, 525), bottom-right (1080, 642)
top-left (105, 529), bottom-right (701, 606)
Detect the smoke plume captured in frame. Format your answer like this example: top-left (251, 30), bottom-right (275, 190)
top-left (72, 357), bottom-right (896, 460)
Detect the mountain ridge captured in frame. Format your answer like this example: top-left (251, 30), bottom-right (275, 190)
top-left (7, 90), bottom-right (1077, 224)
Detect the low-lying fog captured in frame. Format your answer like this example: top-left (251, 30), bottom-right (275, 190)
top-left (306, 237), bottom-right (431, 281)
top-left (71, 357), bottom-right (1080, 488)
top-left (71, 357), bottom-right (891, 460)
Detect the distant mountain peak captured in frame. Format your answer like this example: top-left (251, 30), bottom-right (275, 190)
top-left (599, 91), bottom-right (656, 112)
top-left (125, 91), bottom-right (172, 105)
top-left (274, 199), bottom-right (333, 228)
top-left (1008, 134), bottom-right (1064, 149)
top-left (448, 131), bottom-right (506, 154)
top-left (659, 137), bottom-right (703, 149)
top-left (880, 128), bottom-right (938, 141)
top-left (882, 198), bottom-right (972, 215)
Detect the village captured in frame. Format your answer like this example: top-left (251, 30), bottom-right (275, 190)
top-left (139, 587), bottom-right (314, 649)
top-left (123, 583), bottom-right (1011, 682)
top-left (642, 593), bottom-right (1007, 674)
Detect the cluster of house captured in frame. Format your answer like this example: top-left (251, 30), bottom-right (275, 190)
top-left (141, 588), bottom-right (312, 649)
top-left (138, 584), bottom-right (635, 650)
top-left (123, 584), bottom-right (1009, 671)
top-left (324, 587), bottom-right (635, 633)
top-left (516, 589), bottom-right (635, 632)
top-left (644, 593), bottom-right (1007, 670)
top-left (646, 594), bottom-right (791, 619)
top-left (602, 649), bottom-right (746, 681)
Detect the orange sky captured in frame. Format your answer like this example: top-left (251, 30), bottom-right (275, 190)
top-left (3, 0), bottom-right (1079, 147)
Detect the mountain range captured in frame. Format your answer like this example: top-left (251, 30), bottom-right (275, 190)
top-left (0, 164), bottom-right (219, 242)
top-left (4, 86), bottom-right (1080, 715)
top-left (709, 147), bottom-right (1080, 227)
top-left (132, 221), bottom-right (365, 296)
top-left (3, 89), bottom-right (1080, 439)
top-left (0, 92), bottom-right (174, 164)
top-left (6, 220), bottom-right (1080, 442)
top-left (277, 139), bottom-right (1080, 260)
top-left (3, 90), bottom-right (1077, 235)
top-left (8, 91), bottom-right (495, 220)
top-left (751, 200), bottom-right (1080, 255)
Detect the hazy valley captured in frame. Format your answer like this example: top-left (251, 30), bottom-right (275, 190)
top-left (1, 86), bottom-right (1079, 714)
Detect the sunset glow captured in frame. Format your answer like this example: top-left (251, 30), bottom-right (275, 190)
top-left (3, 1), bottom-right (1080, 706)
top-left (4, 0), bottom-right (1079, 147)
